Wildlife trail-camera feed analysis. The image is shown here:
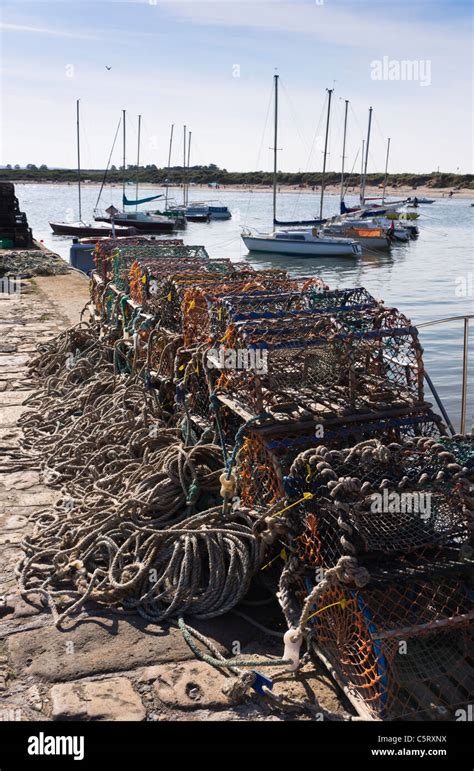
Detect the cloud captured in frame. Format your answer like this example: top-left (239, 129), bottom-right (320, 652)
top-left (0, 22), bottom-right (99, 40)
top-left (160, 1), bottom-right (467, 52)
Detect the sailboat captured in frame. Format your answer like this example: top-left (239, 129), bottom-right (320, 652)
top-left (50, 101), bottom-right (138, 237)
top-left (241, 77), bottom-right (361, 258)
top-left (318, 102), bottom-right (392, 250)
top-left (94, 112), bottom-right (175, 234)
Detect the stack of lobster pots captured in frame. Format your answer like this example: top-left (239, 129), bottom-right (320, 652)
top-left (0, 182), bottom-right (33, 249)
top-left (89, 237), bottom-right (473, 721)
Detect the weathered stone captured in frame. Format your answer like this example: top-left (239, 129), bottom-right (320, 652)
top-left (0, 428), bottom-right (23, 448)
top-left (0, 390), bottom-right (34, 405)
top-left (0, 406), bottom-right (27, 425)
top-left (0, 470), bottom-right (40, 491)
top-left (153, 660), bottom-right (235, 710)
top-left (3, 489), bottom-right (59, 506)
top-left (0, 354), bottom-right (30, 370)
top-left (50, 677), bottom-right (146, 721)
top-left (1, 513), bottom-right (29, 530)
top-left (26, 684), bottom-right (44, 712)
top-left (7, 617), bottom-right (195, 682)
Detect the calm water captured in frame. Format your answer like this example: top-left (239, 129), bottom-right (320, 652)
top-left (15, 183), bottom-right (474, 430)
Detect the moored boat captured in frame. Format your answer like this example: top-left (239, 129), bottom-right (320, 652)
top-left (104, 211), bottom-right (175, 233)
top-left (50, 221), bottom-right (137, 237)
top-left (321, 221), bottom-right (391, 250)
top-left (242, 227), bottom-right (362, 257)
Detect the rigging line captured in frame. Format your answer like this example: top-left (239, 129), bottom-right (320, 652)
top-left (95, 117), bottom-right (122, 211)
top-left (243, 80), bottom-right (274, 227)
top-left (279, 80), bottom-right (311, 157)
top-left (289, 90), bottom-right (329, 220)
top-left (343, 148), bottom-right (361, 199)
top-left (79, 110), bottom-right (95, 175)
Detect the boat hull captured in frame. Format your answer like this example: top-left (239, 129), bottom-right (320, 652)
top-left (242, 235), bottom-right (361, 257)
top-left (186, 214), bottom-right (210, 223)
top-left (322, 230), bottom-right (391, 250)
top-left (50, 222), bottom-right (137, 237)
top-left (208, 212), bottom-right (231, 220)
top-left (111, 217), bottom-right (174, 233)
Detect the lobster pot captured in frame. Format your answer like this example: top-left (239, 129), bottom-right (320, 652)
top-left (148, 327), bottom-right (184, 380)
top-left (216, 307), bottom-right (425, 421)
top-left (98, 241), bottom-right (209, 290)
top-left (179, 347), bottom-right (215, 430)
top-left (181, 274), bottom-right (317, 347)
top-left (211, 285), bottom-right (375, 338)
top-left (128, 258), bottom-right (210, 306)
top-left (156, 271), bottom-right (242, 330)
top-left (93, 237), bottom-right (167, 278)
top-left (286, 436), bottom-right (473, 571)
top-left (236, 412), bottom-right (447, 509)
top-left (307, 579), bottom-right (474, 720)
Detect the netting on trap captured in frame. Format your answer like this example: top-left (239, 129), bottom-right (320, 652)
top-left (181, 274), bottom-right (317, 347)
top-left (285, 437), bottom-right (473, 569)
top-left (158, 270), bottom-right (291, 334)
top-left (93, 237), bottom-right (177, 278)
top-left (211, 285), bottom-right (376, 337)
top-left (235, 411), bottom-right (447, 508)
top-left (99, 242), bottom-right (211, 291)
top-left (147, 327), bottom-right (184, 378)
top-left (305, 579), bottom-right (474, 720)
top-left (128, 258), bottom-right (210, 306)
top-left (216, 306), bottom-right (425, 421)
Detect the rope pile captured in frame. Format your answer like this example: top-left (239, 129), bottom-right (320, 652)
top-left (18, 322), bottom-right (264, 628)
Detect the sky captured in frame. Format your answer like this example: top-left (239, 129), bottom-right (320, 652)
top-left (0, 0), bottom-right (472, 173)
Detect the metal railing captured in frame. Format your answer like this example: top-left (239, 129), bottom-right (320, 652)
top-left (417, 314), bottom-right (473, 435)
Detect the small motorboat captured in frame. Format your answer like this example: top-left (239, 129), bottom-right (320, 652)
top-left (96, 210), bottom-right (175, 233)
top-left (321, 220), bottom-right (391, 250)
top-left (241, 227), bottom-right (362, 257)
top-left (407, 197), bottom-right (435, 206)
top-left (50, 221), bottom-right (137, 237)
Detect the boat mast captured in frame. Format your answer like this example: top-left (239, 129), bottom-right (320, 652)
top-left (382, 137), bottom-right (391, 203)
top-left (360, 139), bottom-right (365, 197)
top-left (135, 114), bottom-right (141, 212)
top-left (183, 125), bottom-right (187, 206)
top-left (165, 123), bottom-right (174, 211)
top-left (340, 98), bottom-right (349, 206)
top-left (122, 109), bottom-right (126, 208)
top-left (76, 99), bottom-right (82, 222)
top-left (186, 130), bottom-right (192, 207)
top-left (272, 72), bottom-right (279, 226)
top-left (360, 106), bottom-right (373, 205)
top-left (319, 87), bottom-right (333, 220)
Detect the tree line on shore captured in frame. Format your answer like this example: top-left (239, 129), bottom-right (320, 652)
top-left (0, 164), bottom-right (472, 189)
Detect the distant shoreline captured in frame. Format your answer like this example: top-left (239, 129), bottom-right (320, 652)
top-left (9, 180), bottom-right (474, 199)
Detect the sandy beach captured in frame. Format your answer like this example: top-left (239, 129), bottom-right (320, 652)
top-left (12, 180), bottom-right (473, 199)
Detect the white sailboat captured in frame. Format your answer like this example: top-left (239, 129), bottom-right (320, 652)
top-left (242, 227), bottom-right (362, 256)
top-left (241, 75), bottom-right (361, 258)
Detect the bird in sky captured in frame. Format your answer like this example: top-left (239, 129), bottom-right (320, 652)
top-left (105, 66), bottom-right (112, 71)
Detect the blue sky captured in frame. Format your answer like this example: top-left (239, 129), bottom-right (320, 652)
top-left (1, 0), bottom-right (472, 173)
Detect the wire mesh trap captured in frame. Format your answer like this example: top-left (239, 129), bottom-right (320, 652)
top-left (284, 437), bottom-right (473, 570)
top-left (304, 579), bottom-right (474, 720)
top-left (235, 411), bottom-right (447, 508)
top-left (215, 306), bottom-right (425, 421)
top-left (211, 285), bottom-right (375, 337)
